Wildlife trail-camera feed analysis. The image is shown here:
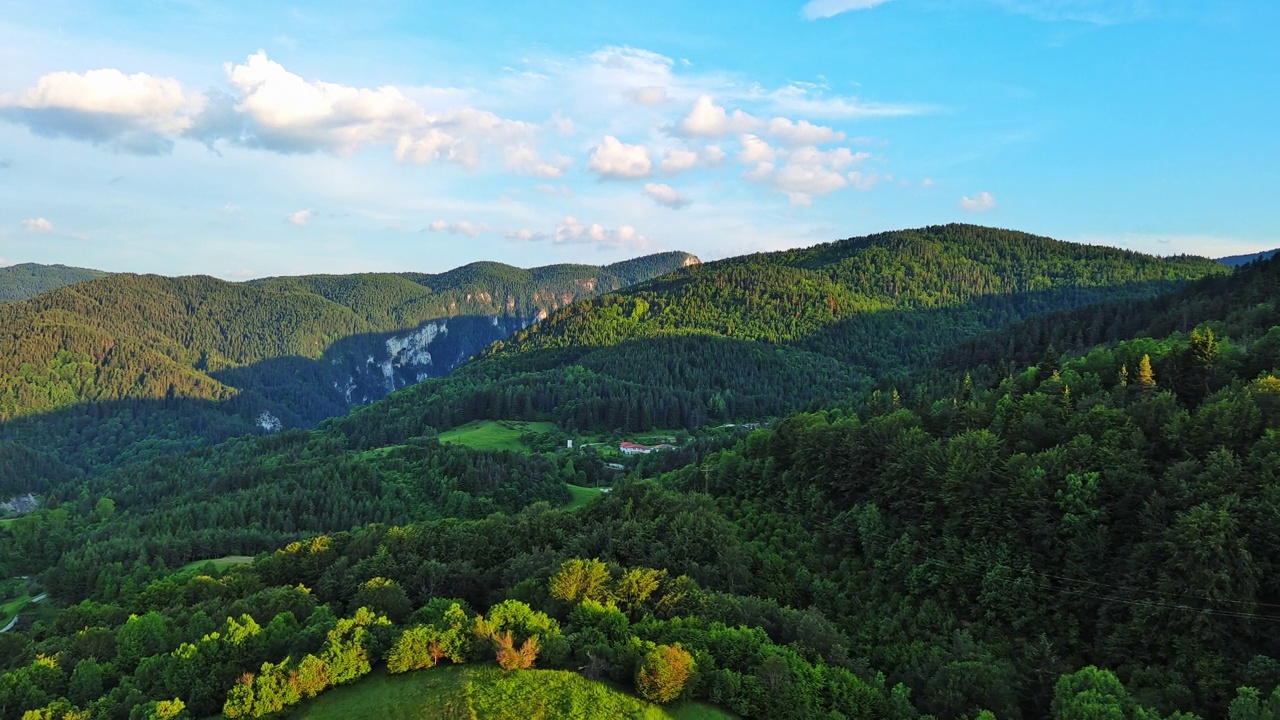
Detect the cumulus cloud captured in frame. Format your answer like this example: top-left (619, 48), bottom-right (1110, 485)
top-left (740, 141), bottom-right (872, 205)
top-left (673, 95), bottom-right (761, 138)
top-left (227, 51), bottom-right (430, 155)
top-left (505, 228), bottom-right (551, 242)
top-left (588, 135), bottom-right (652, 179)
top-left (959, 191), bottom-right (997, 212)
top-left (0, 68), bottom-right (204, 154)
top-left (767, 117), bottom-right (845, 146)
top-left (555, 216), bottom-right (648, 248)
top-left (504, 145), bottom-right (572, 177)
top-left (659, 147), bottom-right (698, 173)
top-left (21, 218), bottom-right (54, 232)
top-left (658, 144), bottom-right (724, 173)
top-left (801, 0), bottom-right (898, 19)
top-left (285, 209), bottom-right (314, 226)
top-left (426, 220), bottom-right (485, 237)
top-left (737, 134), bottom-right (778, 166)
top-left (643, 183), bottom-right (692, 209)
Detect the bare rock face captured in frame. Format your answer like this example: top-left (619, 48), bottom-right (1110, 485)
top-left (0, 492), bottom-right (39, 516)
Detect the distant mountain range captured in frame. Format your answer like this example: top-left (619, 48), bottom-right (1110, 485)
top-left (0, 251), bottom-right (697, 479)
top-left (1218, 248), bottom-right (1280, 267)
top-left (0, 263), bottom-right (108, 302)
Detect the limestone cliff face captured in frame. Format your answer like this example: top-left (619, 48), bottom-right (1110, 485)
top-left (325, 313), bottom-right (539, 406)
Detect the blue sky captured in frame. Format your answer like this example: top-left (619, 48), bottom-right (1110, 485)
top-left (0, 0), bottom-right (1276, 278)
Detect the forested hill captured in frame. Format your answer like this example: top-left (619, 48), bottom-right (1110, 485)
top-left (1218, 248), bottom-right (1280, 267)
top-left (0, 262), bottom-right (108, 302)
top-left (0, 251), bottom-right (695, 476)
top-left (5, 233), bottom-right (1280, 719)
top-left (325, 224), bottom-right (1227, 441)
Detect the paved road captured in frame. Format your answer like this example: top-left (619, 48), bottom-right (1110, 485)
top-left (0, 594), bottom-right (46, 633)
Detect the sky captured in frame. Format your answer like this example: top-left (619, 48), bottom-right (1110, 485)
top-left (0, 0), bottom-right (1276, 279)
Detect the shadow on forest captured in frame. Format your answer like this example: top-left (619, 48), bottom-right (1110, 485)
top-left (0, 279), bottom-right (1196, 493)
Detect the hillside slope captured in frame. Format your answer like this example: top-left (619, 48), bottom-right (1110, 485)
top-left (331, 224), bottom-right (1226, 441)
top-left (0, 252), bottom-right (696, 476)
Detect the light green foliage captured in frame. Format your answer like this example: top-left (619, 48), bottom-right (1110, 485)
top-left (550, 558), bottom-right (613, 605)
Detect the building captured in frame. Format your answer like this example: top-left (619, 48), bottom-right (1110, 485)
top-left (619, 442), bottom-right (652, 455)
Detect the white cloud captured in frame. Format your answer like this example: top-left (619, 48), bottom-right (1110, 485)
top-left (742, 161), bottom-right (776, 183)
top-left (221, 203), bottom-right (239, 213)
top-left (588, 135), bottom-right (653, 179)
top-left (959, 191), bottom-right (997, 212)
top-left (505, 228), bottom-right (551, 242)
top-left (740, 142), bottom-right (872, 204)
top-left (773, 164), bottom-right (849, 205)
top-left (659, 147), bottom-right (699, 173)
top-left (801, 0), bottom-right (898, 20)
top-left (427, 220), bottom-right (485, 237)
top-left (765, 83), bottom-right (928, 120)
top-left (921, 177), bottom-right (935, 187)
top-left (555, 216), bottom-right (648, 248)
top-left (285, 209), bottom-right (314, 226)
top-left (767, 117), bottom-right (846, 146)
top-left (0, 68), bottom-right (204, 154)
top-left (628, 86), bottom-right (668, 105)
top-left (644, 183), bottom-right (692, 209)
top-left (227, 51), bottom-right (426, 155)
top-left (504, 145), bottom-right (572, 178)
top-left (673, 95), bottom-right (761, 138)
top-left (658, 145), bottom-right (724, 173)
top-left (737, 134), bottom-right (777, 165)
top-left (21, 217), bottom-right (54, 232)
top-left (700, 145), bottom-right (727, 166)
top-left (222, 52), bottom-right (548, 172)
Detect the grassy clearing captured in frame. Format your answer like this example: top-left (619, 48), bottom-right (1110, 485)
top-left (0, 518), bottom-right (14, 528)
top-left (564, 484), bottom-right (603, 510)
top-left (290, 666), bottom-right (734, 720)
top-left (179, 555), bottom-right (255, 573)
top-left (1, 593), bottom-right (32, 628)
top-left (437, 420), bottom-right (557, 452)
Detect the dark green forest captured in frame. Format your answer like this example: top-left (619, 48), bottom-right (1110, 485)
top-left (0, 252), bottom-right (694, 483)
top-left (4, 225), bottom-right (1280, 719)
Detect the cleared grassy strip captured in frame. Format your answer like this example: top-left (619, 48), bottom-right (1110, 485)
top-left (179, 555), bottom-right (255, 573)
top-left (437, 420), bottom-right (557, 452)
top-left (289, 666), bottom-right (734, 720)
top-left (1, 593), bottom-right (32, 629)
top-left (564, 484), bottom-right (603, 510)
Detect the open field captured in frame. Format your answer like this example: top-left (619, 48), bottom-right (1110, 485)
top-left (179, 555), bottom-right (255, 573)
top-left (564, 484), bottom-right (603, 510)
top-left (289, 666), bottom-right (734, 720)
top-left (437, 420), bottom-right (557, 452)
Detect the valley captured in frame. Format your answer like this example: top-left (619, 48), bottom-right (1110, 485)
top-left (2, 225), bottom-right (1279, 720)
